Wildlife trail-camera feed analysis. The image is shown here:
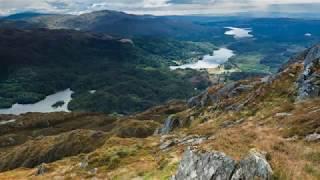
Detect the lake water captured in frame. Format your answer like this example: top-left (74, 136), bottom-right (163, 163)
top-left (170, 48), bottom-right (235, 70)
top-left (0, 89), bottom-right (73, 115)
top-left (225, 27), bottom-right (253, 39)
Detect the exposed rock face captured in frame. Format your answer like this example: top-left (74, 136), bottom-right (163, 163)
top-left (231, 149), bottom-right (273, 180)
top-left (161, 115), bottom-right (181, 134)
top-left (187, 82), bottom-right (254, 109)
top-left (173, 148), bottom-right (273, 180)
top-left (187, 91), bottom-right (211, 108)
top-left (297, 45), bottom-right (320, 100)
top-left (304, 44), bottom-right (320, 65)
top-left (172, 147), bottom-right (236, 180)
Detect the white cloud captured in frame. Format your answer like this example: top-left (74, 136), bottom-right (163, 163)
top-left (0, 0), bottom-right (320, 16)
top-left (143, 0), bottom-right (171, 8)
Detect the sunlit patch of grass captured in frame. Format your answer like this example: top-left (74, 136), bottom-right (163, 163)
top-left (229, 53), bottom-right (270, 73)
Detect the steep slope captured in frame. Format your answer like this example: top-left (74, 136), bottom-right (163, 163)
top-left (0, 44), bottom-right (319, 179)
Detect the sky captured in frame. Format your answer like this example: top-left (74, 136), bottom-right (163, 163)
top-left (1, 0), bottom-right (320, 16)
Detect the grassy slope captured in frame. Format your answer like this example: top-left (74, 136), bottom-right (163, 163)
top-left (0, 48), bottom-right (319, 180)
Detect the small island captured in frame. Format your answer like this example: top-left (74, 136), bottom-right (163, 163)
top-left (51, 101), bottom-right (65, 109)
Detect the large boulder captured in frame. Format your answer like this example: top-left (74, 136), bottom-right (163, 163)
top-left (173, 147), bottom-right (273, 180)
top-left (172, 147), bottom-right (236, 180)
top-left (231, 149), bottom-right (273, 180)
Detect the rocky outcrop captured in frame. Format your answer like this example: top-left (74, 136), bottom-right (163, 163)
top-left (304, 44), bottom-right (320, 65)
top-left (297, 45), bottom-right (320, 100)
top-left (161, 115), bottom-right (181, 134)
top-left (187, 82), bottom-right (254, 109)
top-left (172, 147), bottom-right (236, 180)
top-left (231, 149), bottom-right (273, 180)
top-left (173, 148), bottom-right (273, 180)
top-left (160, 135), bottom-right (209, 151)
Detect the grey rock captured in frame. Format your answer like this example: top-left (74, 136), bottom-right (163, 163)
top-left (220, 119), bottom-right (245, 128)
top-left (153, 128), bottom-right (161, 135)
top-left (305, 133), bottom-right (320, 142)
top-left (297, 45), bottom-right (320, 100)
top-left (173, 148), bottom-right (273, 180)
top-left (285, 135), bottom-right (299, 142)
top-left (161, 115), bottom-right (181, 134)
top-left (178, 135), bottom-right (208, 146)
top-left (187, 82), bottom-right (239, 108)
top-left (231, 149), bottom-right (273, 180)
top-left (187, 91), bottom-right (210, 108)
top-left (275, 112), bottom-right (292, 117)
top-left (79, 156), bottom-right (89, 169)
top-left (36, 163), bottom-right (47, 176)
top-left (89, 168), bottom-right (98, 175)
top-left (172, 147), bottom-right (236, 180)
top-left (220, 120), bottom-right (235, 128)
top-left (304, 44), bottom-right (320, 66)
top-left (160, 140), bottom-right (176, 150)
top-left (160, 135), bottom-right (208, 151)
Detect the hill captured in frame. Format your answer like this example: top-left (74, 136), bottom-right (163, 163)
top-left (5, 11), bottom-right (320, 76)
top-left (7, 10), bottom-right (207, 39)
top-left (0, 43), bottom-right (319, 179)
top-left (0, 28), bottom-right (214, 114)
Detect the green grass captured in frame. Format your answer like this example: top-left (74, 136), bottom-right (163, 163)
top-left (229, 53), bottom-right (271, 73)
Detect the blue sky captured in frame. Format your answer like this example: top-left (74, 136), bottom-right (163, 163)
top-left (1, 0), bottom-right (320, 16)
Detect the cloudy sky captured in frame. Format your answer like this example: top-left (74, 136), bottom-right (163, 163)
top-left (1, 0), bottom-right (320, 16)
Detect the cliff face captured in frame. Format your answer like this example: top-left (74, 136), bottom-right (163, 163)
top-left (0, 45), bottom-right (320, 179)
top-left (297, 45), bottom-right (320, 100)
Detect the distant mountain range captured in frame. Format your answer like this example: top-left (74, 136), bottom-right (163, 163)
top-left (3, 12), bottom-right (51, 20)
top-left (0, 10), bottom-right (214, 39)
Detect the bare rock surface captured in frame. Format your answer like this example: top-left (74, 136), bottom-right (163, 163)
top-left (172, 147), bottom-right (236, 180)
top-left (173, 147), bottom-right (273, 180)
top-left (231, 149), bottom-right (273, 180)
top-left (297, 45), bottom-right (320, 100)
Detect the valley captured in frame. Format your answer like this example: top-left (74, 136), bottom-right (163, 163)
top-left (0, 43), bottom-right (319, 179)
top-left (0, 8), bottom-right (320, 180)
